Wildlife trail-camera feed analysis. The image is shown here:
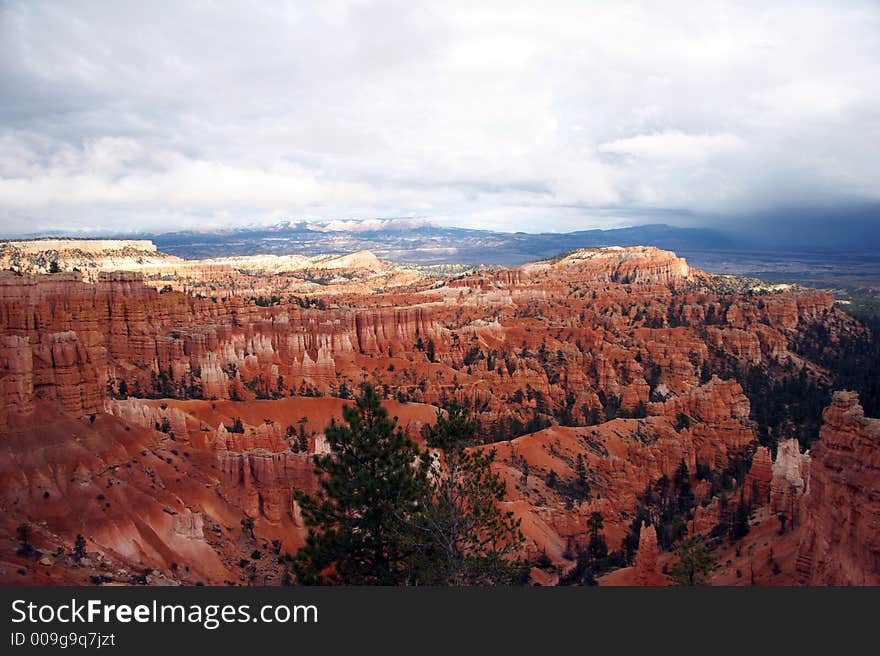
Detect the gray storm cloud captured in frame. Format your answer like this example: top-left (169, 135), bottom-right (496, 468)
top-left (1, 1), bottom-right (878, 235)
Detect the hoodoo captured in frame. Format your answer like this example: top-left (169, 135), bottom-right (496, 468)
top-left (796, 392), bottom-right (880, 585)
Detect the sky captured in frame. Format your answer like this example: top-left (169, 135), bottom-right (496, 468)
top-left (1, 1), bottom-right (879, 237)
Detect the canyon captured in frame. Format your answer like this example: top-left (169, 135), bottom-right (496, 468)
top-left (1, 240), bottom-right (878, 586)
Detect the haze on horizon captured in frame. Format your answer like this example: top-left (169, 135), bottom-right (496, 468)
top-left (1, 1), bottom-right (879, 246)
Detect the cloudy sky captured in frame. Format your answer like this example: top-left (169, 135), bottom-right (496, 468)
top-left (1, 1), bottom-right (879, 236)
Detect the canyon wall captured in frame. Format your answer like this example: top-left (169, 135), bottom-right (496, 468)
top-left (0, 269), bottom-right (442, 415)
top-left (796, 392), bottom-right (880, 585)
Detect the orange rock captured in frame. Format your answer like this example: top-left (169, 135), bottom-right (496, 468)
top-left (634, 522), bottom-right (661, 584)
top-left (0, 335), bottom-right (33, 420)
top-left (770, 439), bottom-right (810, 524)
top-left (796, 392), bottom-right (880, 585)
top-left (745, 446), bottom-right (773, 506)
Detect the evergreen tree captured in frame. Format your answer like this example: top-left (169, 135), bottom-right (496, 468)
top-left (413, 402), bottom-right (527, 585)
top-left (559, 548), bottom-right (598, 586)
top-left (296, 416), bottom-right (309, 452)
top-left (667, 536), bottom-right (716, 586)
top-left (73, 534), bottom-right (87, 561)
top-left (587, 512), bottom-right (608, 564)
top-left (674, 459), bottom-right (695, 514)
top-left (730, 489), bottom-right (751, 540)
top-left (293, 384), bottom-right (430, 584)
top-left (16, 523), bottom-right (30, 547)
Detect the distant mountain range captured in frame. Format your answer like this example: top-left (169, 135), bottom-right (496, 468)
top-left (146, 222), bottom-right (741, 266)
top-left (5, 220), bottom-right (879, 304)
top-left (140, 221), bottom-right (880, 305)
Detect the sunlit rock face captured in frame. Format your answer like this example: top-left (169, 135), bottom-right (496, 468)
top-left (796, 392), bottom-right (880, 585)
top-left (770, 439), bottom-right (810, 525)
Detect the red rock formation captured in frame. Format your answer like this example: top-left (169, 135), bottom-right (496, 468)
top-left (745, 446), bottom-right (773, 506)
top-left (520, 246), bottom-right (696, 286)
top-left (692, 497), bottom-right (722, 535)
top-left (634, 522), bottom-right (661, 585)
top-left (480, 377), bottom-right (758, 564)
top-left (217, 450), bottom-right (314, 523)
top-left (600, 520), bottom-right (669, 586)
top-left (770, 439), bottom-right (810, 525)
top-left (104, 398), bottom-right (190, 437)
top-left (796, 392), bottom-right (880, 585)
top-left (173, 510), bottom-right (205, 540)
top-left (655, 376), bottom-right (754, 471)
top-left (0, 270), bottom-right (444, 407)
top-left (1, 335), bottom-right (33, 421)
top-left (0, 403), bottom-right (231, 584)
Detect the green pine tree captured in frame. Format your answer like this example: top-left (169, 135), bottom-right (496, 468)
top-left (412, 402), bottom-right (528, 585)
top-left (293, 384), bottom-right (430, 585)
top-left (667, 535), bottom-right (716, 586)
top-left (73, 534), bottom-right (87, 561)
top-left (587, 512), bottom-right (608, 565)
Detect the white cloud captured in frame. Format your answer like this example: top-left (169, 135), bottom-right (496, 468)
top-left (599, 132), bottom-right (746, 162)
top-left (0, 1), bottom-right (879, 234)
